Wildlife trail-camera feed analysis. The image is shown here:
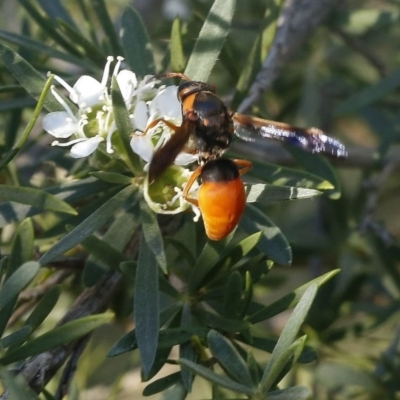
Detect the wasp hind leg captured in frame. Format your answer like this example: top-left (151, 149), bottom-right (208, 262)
top-left (133, 118), bottom-right (180, 137)
top-left (182, 166), bottom-right (202, 207)
top-left (232, 159), bottom-right (252, 176)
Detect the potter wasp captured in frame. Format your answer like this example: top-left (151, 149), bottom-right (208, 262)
top-left (145, 73), bottom-right (347, 240)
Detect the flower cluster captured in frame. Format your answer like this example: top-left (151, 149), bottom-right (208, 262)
top-left (43, 56), bottom-right (199, 217)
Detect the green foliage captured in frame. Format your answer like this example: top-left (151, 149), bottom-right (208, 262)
top-left (0, 0), bottom-right (399, 399)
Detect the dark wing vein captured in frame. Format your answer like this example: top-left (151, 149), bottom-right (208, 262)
top-left (232, 113), bottom-right (347, 158)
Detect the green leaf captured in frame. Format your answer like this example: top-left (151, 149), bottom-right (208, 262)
top-left (241, 205), bottom-right (292, 266)
top-left (232, 34), bottom-right (261, 109)
top-left (221, 231), bottom-right (263, 266)
top-left (0, 326), bottom-right (32, 349)
top-left (192, 234), bottom-right (263, 290)
top-left (155, 383), bottom-right (186, 400)
top-left (43, 188), bottom-right (121, 240)
top-left (8, 218), bottom-right (34, 275)
top-left (120, 7), bottom-right (155, 78)
top-left (179, 358), bottom-right (255, 396)
top-left (134, 235), bottom-right (160, 378)
top-left (0, 179), bottom-right (117, 230)
top-left (0, 367), bottom-right (38, 399)
top-left (57, 20), bottom-right (106, 67)
top-left (0, 30), bottom-right (87, 67)
top-left (266, 385), bottom-right (312, 400)
top-left (108, 329), bottom-right (137, 357)
top-left (223, 272), bottom-right (243, 318)
top-left (82, 206), bottom-right (140, 286)
top-left (0, 262), bottom-right (40, 312)
top-left (247, 270), bottom-right (340, 324)
top-left (39, 185), bottom-right (136, 265)
top-left (111, 75), bottom-right (143, 173)
top-left (119, 261), bottom-right (137, 279)
top-left (179, 303), bottom-right (196, 391)
top-left (259, 284), bottom-right (318, 393)
top-left (0, 75), bottom-right (54, 170)
top-left (38, 0), bottom-right (77, 27)
top-left (0, 96), bottom-right (36, 112)
top-left (0, 42), bottom-right (75, 113)
top-left (170, 17), bottom-right (186, 72)
top-left (143, 372), bottom-right (181, 396)
top-left (246, 184), bottom-right (321, 203)
top-left (81, 234), bottom-right (128, 271)
top-left (208, 330), bottom-right (253, 387)
top-left (184, 0), bottom-right (237, 81)
top-left (232, 1), bottom-right (282, 108)
top-left (92, 0), bottom-right (123, 56)
top-left (158, 277), bottom-right (181, 300)
top-left (0, 186), bottom-right (77, 216)
top-left (259, 336), bottom-right (307, 394)
top-left (158, 327), bottom-right (209, 348)
top-left (140, 200), bottom-right (167, 272)
top-left (285, 147), bottom-right (342, 200)
top-left (246, 350), bottom-right (261, 387)
top-left (188, 242), bottom-right (222, 293)
top-left (24, 285), bottom-right (62, 333)
top-left (164, 238), bottom-right (196, 267)
top-left (47, 177), bottom-right (116, 202)
top-left (248, 160), bottom-right (334, 191)
top-left (240, 271), bottom-right (253, 318)
top-left (15, 0), bottom-right (80, 56)
top-left (334, 69), bottom-right (400, 116)
top-left (108, 303), bottom-right (182, 357)
top-left (200, 310), bottom-right (250, 333)
top-left (0, 303), bottom-right (14, 340)
top-left (90, 171), bottom-right (133, 185)
top-left (0, 218), bottom-right (34, 336)
top-left (0, 313), bottom-right (113, 365)
top-left (146, 345), bottom-right (179, 382)
top-left (240, 336), bottom-right (317, 364)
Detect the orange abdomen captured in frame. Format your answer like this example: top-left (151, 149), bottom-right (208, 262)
top-left (198, 178), bottom-right (246, 241)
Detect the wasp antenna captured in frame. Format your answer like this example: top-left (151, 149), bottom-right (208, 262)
top-left (146, 72), bottom-right (191, 84)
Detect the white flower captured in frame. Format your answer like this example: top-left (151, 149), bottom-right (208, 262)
top-left (129, 85), bottom-right (197, 166)
top-left (43, 56), bottom-right (155, 158)
top-left (129, 85), bottom-right (199, 213)
top-left (43, 59), bottom-right (201, 217)
top-left (128, 82), bottom-right (201, 216)
top-left (143, 164), bottom-right (200, 216)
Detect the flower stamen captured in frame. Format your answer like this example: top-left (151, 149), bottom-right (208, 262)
top-left (113, 56), bottom-right (124, 77)
top-left (51, 74), bottom-right (75, 96)
top-left (52, 137), bottom-right (90, 147)
top-left (77, 115), bottom-right (89, 137)
top-left (101, 56), bottom-right (114, 87)
top-left (106, 122), bottom-right (116, 154)
top-left (50, 86), bottom-right (77, 121)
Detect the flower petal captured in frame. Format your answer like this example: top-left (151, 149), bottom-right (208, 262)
top-left (42, 111), bottom-right (77, 138)
top-left (175, 152), bottom-right (198, 166)
top-left (70, 136), bottom-right (103, 158)
top-left (149, 85), bottom-right (182, 124)
top-left (117, 70), bottom-right (138, 101)
top-left (132, 100), bottom-right (149, 131)
top-left (130, 134), bottom-right (154, 162)
top-left (72, 76), bottom-right (104, 107)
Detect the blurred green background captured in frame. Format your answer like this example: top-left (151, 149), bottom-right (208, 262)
top-left (1, 0), bottom-right (400, 399)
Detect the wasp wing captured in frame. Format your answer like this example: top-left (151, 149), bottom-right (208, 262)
top-left (148, 119), bottom-right (193, 183)
top-left (232, 113), bottom-right (347, 158)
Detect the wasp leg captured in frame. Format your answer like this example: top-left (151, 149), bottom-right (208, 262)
top-left (232, 159), bottom-right (252, 176)
top-left (182, 166), bottom-right (202, 207)
top-left (148, 119), bottom-right (193, 183)
top-left (133, 118), bottom-right (180, 137)
top-left (145, 72), bottom-right (191, 84)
